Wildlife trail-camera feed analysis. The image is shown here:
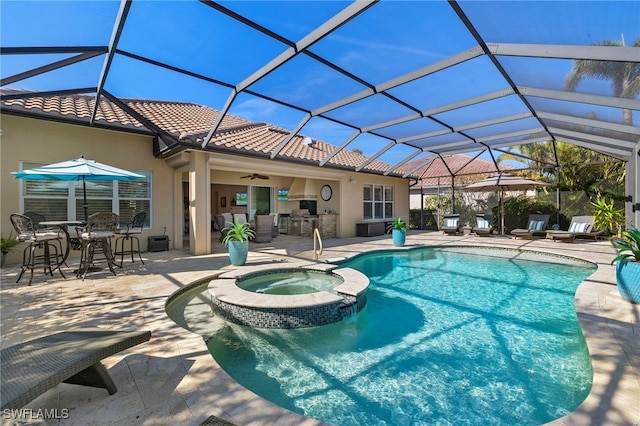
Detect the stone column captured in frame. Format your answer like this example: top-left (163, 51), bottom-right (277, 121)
top-left (189, 151), bottom-right (211, 255)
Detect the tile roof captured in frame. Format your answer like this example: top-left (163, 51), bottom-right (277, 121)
top-left (406, 154), bottom-right (514, 188)
top-left (1, 90), bottom-right (405, 177)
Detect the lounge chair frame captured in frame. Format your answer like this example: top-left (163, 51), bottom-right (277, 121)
top-left (1, 328), bottom-right (151, 410)
top-left (545, 215), bottom-right (603, 242)
top-left (472, 214), bottom-right (493, 237)
top-left (510, 214), bottom-right (551, 239)
top-left (441, 214), bottom-right (461, 236)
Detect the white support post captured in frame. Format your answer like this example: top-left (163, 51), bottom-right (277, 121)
top-left (189, 151), bottom-right (211, 255)
top-left (626, 142), bottom-right (639, 229)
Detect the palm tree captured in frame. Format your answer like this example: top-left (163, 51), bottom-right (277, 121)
top-left (496, 141), bottom-right (556, 178)
top-left (565, 37), bottom-right (640, 125)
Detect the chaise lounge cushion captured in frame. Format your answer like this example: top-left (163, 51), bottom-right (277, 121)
top-left (473, 214), bottom-right (492, 236)
top-left (511, 214), bottom-right (550, 239)
top-left (441, 214), bottom-right (460, 235)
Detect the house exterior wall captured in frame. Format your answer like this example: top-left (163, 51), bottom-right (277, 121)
top-left (1, 114), bottom-right (411, 264)
top-left (0, 114), bottom-right (176, 265)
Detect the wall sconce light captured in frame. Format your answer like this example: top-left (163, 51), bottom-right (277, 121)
top-left (349, 176), bottom-right (357, 184)
top-left (625, 195), bottom-right (633, 202)
top-left (633, 203), bottom-right (640, 212)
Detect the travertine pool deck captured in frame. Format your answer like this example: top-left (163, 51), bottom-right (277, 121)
top-left (1, 231), bottom-right (638, 425)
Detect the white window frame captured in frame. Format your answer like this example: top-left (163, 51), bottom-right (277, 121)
top-left (363, 184), bottom-right (394, 220)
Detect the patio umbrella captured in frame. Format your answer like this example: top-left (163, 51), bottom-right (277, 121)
top-left (464, 173), bottom-right (551, 235)
top-left (12, 156), bottom-right (144, 222)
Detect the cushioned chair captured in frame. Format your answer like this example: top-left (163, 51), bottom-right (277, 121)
top-left (545, 215), bottom-right (602, 242)
top-left (113, 211), bottom-right (146, 267)
top-left (76, 212), bottom-right (118, 280)
top-left (23, 211), bottom-right (46, 228)
top-left (472, 214), bottom-right (493, 236)
top-left (441, 214), bottom-right (460, 235)
top-left (23, 211), bottom-right (65, 260)
top-left (213, 215), bottom-right (228, 242)
top-left (253, 215), bottom-right (273, 243)
top-left (10, 213), bottom-right (65, 285)
top-left (233, 213), bottom-right (246, 225)
top-left (510, 214), bottom-right (550, 239)
top-left (222, 213), bottom-right (233, 226)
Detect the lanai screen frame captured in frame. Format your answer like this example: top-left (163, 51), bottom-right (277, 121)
top-left (1, 0), bottom-right (638, 180)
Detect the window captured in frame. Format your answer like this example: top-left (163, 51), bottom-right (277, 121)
top-left (363, 184), bottom-right (393, 220)
top-left (20, 162), bottom-right (152, 227)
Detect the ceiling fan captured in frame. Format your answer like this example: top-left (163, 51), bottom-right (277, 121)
top-left (240, 173), bottom-right (269, 180)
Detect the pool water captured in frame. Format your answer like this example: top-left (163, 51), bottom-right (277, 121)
top-left (204, 247), bottom-right (596, 425)
top-left (236, 270), bottom-right (343, 295)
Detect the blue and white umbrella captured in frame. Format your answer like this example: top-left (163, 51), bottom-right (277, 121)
top-left (12, 156), bottom-right (144, 221)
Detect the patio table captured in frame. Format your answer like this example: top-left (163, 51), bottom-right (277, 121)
top-left (39, 220), bottom-right (84, 268)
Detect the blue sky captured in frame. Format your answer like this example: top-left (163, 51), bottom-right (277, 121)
top-left (1, 1), bottom-right (638, 167)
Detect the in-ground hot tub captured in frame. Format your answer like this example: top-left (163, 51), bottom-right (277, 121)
top-left (208, 264), bottom-right (368, 329)
top-left (237, 269), bottom-right (344, 295)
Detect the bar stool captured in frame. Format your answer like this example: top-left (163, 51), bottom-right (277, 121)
top-left (113, 212), bottom-right (146, 267)
top-left (76, 212), bottom-right (118, 280)
top-left (24, 211), bottom-right (66, 265)
top-left (10, 213), bottom-right (65, 285)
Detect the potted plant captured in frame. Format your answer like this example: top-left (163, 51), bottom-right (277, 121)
top-left (222, 219), bottom-right (255, 266)
top-left (610, 226), bottom-right (640, 303)
top-left (1, 233), bottom-right (20, 267)
top-left (386, 217), bottom-right (407, 247)
top-left (592, 197), bottom-right (624, 237)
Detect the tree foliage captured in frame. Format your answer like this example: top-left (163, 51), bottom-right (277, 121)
top-left (497, 141), bottom-right (625, 202)
top-left (565, 37), bottom-right (640, 125)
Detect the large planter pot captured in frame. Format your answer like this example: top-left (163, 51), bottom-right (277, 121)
top-left (616, 260), bottom-right (640, 304)
top-left (228, 241), bottom-right (249, 266)
top-left (392, 229), bottom-right (406, 247)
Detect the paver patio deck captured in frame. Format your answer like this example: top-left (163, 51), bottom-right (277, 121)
top-left (1, 231), bottom-right (638, 425)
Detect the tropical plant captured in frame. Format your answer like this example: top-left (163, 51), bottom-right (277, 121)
top-left (611, 227), bottom-right (640, 263)
top-left (386, 217), bottom-right (407, 233)
top-left (591, 197), bottom-right (624, 234)
top-left (0, 233), bottom-right (20, 254)
top-left (221, 219), bottom-right (255, 245)
top-left (565, 37), bottom-right (640, 125)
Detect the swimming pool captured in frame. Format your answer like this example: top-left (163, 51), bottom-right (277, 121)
top-left (175, 247), bottom-right (596, 425)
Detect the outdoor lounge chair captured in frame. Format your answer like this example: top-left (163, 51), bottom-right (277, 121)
top-left (472, 214), bottom-right (493, 236)
top-left (1, 328), bottom-right (151, 410)
top-left (510, 214), bottom-right (551, 239)
top-left (441, 214), bottom-right (460, 235)
top-left (545, 215), bottom-right (602, 242)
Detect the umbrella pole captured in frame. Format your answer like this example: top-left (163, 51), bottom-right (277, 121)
top-left (82, 176), bottom-right (88, 222)
top-left (501, 189), bottom-right (505, 235)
